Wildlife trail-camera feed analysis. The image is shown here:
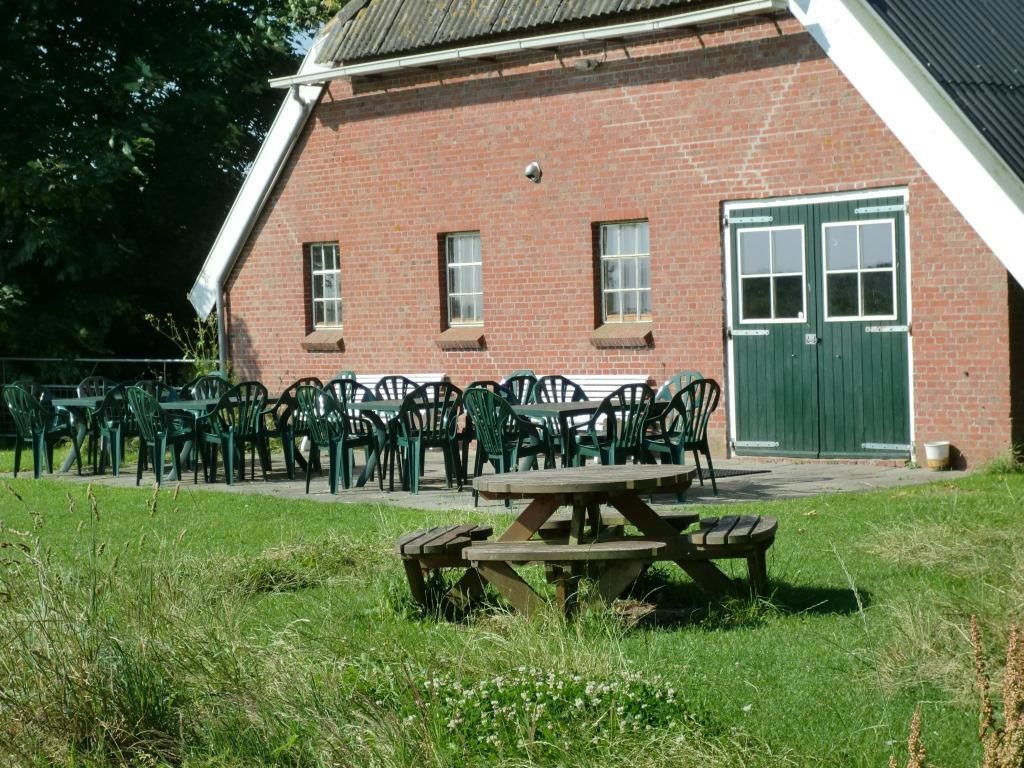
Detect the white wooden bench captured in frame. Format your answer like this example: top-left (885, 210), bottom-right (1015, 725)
top-left (570, 374), bottom-right (651, 402)
top-left (350, 372), bottom-right (446, 390)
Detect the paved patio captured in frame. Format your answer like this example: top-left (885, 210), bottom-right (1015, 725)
top-left (47, 448), bottom-right (957, 513)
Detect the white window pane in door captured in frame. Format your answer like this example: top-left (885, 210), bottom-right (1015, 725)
top-left (448, 265), bottom-right (462, 294)
top-left (772, 229), bottom-right (803, 273)
top-left (322, 273), bottom-right (338, 298)
top-left (739, 231), bottom-right (770, 275)
top-left (773, 276), bottom-right (803, 319)
top-left (313, 274), bottom-right (324, 296)
top-left (741, 277), bottom-right (771, 319)
top-left (311, 247), bottom-right (324, 271)
top-left (826, 225), bottom-right (858, 270)
top-left (639, 290), bottom-right (651, 316)
top-left (860, 223), bottom-right (894, 268)
top-left (827, 273), bottom-right (859, 316)
top-left (313, 302), bottom-right (325, 325)
top-left (637, 222), bottom-right (649, 254)
top-left (862, 272), bottom-right (894, 316)
top-left (470, 263), bottom-right (482, 293)
top-left (323, 302), bottom-right (337, 326)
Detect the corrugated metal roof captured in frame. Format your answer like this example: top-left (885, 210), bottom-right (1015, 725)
top-left (317, 0), bottom-right (733, 65)
top-left (866, 0), bottom-right (1024, 182)
top-left (433, 0), bottom-right (509, 45)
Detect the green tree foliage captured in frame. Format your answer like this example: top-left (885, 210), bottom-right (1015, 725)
top-left (0, 0), bottom-right (340, 358)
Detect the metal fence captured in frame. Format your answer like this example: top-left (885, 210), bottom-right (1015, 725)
top-left (0, 357), bottom-right (209, 438)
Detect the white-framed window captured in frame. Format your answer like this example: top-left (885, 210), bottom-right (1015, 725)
top-left (446, 232), bottom-right (482, 326)
top-left (600, 220), bottom-right (651, 323)
top-left (822, 220), bottom-right (897, 320)
top-left (310, 242), bottom-right (342, 327)
top-left (737, 225), bottom-right (806, 323)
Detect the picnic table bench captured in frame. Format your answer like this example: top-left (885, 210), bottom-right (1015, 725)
top-left (394, 524), bottom-right (492, 609)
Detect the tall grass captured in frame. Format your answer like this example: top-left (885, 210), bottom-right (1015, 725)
top-left (0, 486), bottom-right (770, 767)
top-left (2, 469), bottom-right (1024, 765)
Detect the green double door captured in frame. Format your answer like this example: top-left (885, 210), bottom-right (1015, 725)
top-left (726, 194), bottom-right (911, 459)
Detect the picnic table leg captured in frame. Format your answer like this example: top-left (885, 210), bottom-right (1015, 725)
top-left (496, 495), bottom-right (561, 542)
top-left (445, 568), bottom-right (487, 611)
top-left (747, 546), bottom-right (768, 595)
top-left (475, 562), bottom-right (545, 615)
top-left (402, 560), bottom-right (428, 607)
top-left (354, 427), bottom-right (384, 488)
top-left (608, 493), bottom-right (734, 597)
top-left (550, 566), bottom-right (581, 617)
top-left (59, 420), bottom-right (89, 473)
top-left (597, 560), bottom-right (646, 601)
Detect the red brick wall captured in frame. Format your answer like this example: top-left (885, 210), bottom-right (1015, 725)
top-left (224, 15), bottom-right (1015, 466)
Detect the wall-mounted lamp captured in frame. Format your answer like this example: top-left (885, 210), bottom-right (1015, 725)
top-left (524, 161), bottom-right (542, 183)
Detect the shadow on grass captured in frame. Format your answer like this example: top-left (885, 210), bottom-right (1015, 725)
top-left (620, 569), bottom-right (872, 630)
top-left (392, 565), bottom-right (870, 633)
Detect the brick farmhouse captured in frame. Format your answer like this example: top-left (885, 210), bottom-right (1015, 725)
top-left (190, 0), bottom-right (1024, 468)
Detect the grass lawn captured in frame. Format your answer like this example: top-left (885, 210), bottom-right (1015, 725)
top-left (0, 459), bottom-right (1020, 767)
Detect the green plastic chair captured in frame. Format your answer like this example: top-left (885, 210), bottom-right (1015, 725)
top-left (373, 375), bottom-right (417, 401)
top-left (263, 376), bottom-right (323, 479)
top-left (186, 373), bottom-right (231, 401)
top-left (459, 380), bottom-right (517, 484)
top-left (75, 376), bottom-right (116, 469)
top-left (3, 385), bottom-right (81, 478)
top-left (651, 370), bottom-right (704, 450)
top-left (572, 383), bottom-right (654, 466)
top-left (124, 386), bottom-right (197, 487)
top-left (324, 378), bottom-right (386, 491)
top-left (196, 381), bottom-right (270, 484)
top-left (294, 385), bottom-right (371, 493)
top-left (644, 378), bottom-right (721, 495)
top-left (533, 374), bottom-right (588, 460)
top-left (656, 370), bottom-right (703, 400)
top-left (89, 384), bottom-right (134, 476)
top-left (394, 382), bottom-right (463, 494)
top-left (134, 379), bottom-right (180, 403)
top-left (462, 388), bottom-right (553, 506)
top-left (502, 374), bottom-right (537, 406)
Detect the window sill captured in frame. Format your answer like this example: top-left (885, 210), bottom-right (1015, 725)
top-left (301, 328), bottom-right (345, 352)
top-left (589, 322), bottom-right (653, 349)
top-left (436, 326), bottom-right (486, 351)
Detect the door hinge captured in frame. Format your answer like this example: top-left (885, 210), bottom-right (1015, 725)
top-left (854, 204), bottom-right (906, 215)
top-left (725, 215), bottom-right (773, 226)
top-left (864, 325), bottom-right (908, 333)
top-left (862, 442), bottom-right (912, 452)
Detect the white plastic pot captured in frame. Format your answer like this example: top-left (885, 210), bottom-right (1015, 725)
top-left (923, 441), bottom-right (950, 470)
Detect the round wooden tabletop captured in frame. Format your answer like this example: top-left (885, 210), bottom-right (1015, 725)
top-left (472, 464), bottom-right (696, 496)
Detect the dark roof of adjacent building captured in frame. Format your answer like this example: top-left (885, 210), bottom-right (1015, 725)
top-left (316, 0), bottom-right (741, 65)
top-left (865, 0), bottom-right (1024, 182)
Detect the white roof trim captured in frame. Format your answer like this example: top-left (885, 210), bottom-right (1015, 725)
top-left (270, 0), bottom-right (787, 89)
top-left (788, 0), bottom-right (1024, 285)
top-left (187, 42), bottom-right (331, 318)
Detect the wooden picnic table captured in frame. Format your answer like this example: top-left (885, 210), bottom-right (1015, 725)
top-left (464, 463), bottom-right (733, 615)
